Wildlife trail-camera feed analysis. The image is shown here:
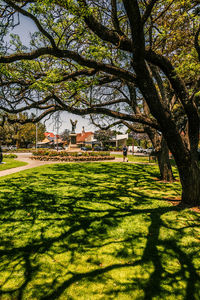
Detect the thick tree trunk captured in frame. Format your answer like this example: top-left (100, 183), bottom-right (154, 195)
top-left (132, 62), bottom-right (200, 206)
top-left (0, 146), bottom-right (2, 163)
top-left (157, 139), bottom-right (174, 182)
top-left (144, 124), bottom-right (174, 182)
top-left (178, 161), bottom-right (200, 206)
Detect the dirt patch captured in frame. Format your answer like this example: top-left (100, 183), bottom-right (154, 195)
top-left (163, 196), bottom-right (200, 213)
top-left (152, 177), bottom-right (180, 183)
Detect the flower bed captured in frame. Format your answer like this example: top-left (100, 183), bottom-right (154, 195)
top-left (31, 150), bottom-right (115, 162)
top-left (31, 156), bottom-right (114, 162)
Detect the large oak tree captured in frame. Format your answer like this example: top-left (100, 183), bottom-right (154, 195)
top-left (0, 0), bottom-right (200, 205)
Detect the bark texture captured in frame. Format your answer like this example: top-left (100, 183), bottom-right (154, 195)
top-left (178, 160), bottom-right (200, 206)
top-left (0, 146), bottom-right (2, 164)
top-left (157, 139), bottom-right (174, 182)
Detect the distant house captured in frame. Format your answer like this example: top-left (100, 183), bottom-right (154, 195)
top-left (76, 130), bottom-right (130, 148)
top-left (37, 137), bottom-right (53, 148)
top-left (115, 134), bottom-right (129, 148)
top-left (76, 127), bottom-right (94, 147)
top-left (37, 132), bottom-right (64, 148)
top-left (44, 132), bottom-right (55, 141)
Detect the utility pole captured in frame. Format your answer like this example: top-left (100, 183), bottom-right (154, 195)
top-left (56, 117), bottom-right (58, 151)
top-left (53, 112), bottom-right (61, 151)
top-left (35, 109), bottom-right (38, 151)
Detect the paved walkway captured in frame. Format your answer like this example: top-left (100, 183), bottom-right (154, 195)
top-left (0, 153), bottom-right (122, 177)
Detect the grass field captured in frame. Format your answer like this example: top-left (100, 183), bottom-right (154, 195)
top-left (0, 158), bottom-right (28, 171)
top-left (0, 162), bottom-right (199, 299)
top-left (114, 154), bottom-right (153, 163)
top-left (114, 154), bottom-right (177, 167)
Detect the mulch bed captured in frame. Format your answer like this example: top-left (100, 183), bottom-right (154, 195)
top-left (163, 196), bottom-right (200, 213)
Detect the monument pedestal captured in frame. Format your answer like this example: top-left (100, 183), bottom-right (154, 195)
top-left (70, 134), bottom-right (77, 144)
top-left (69, 133), bottom-right (79, 150)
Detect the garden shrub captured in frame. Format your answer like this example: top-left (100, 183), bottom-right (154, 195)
top-left (85, 145), bottom-right (92, 150)
top-left (2, 148), bottom-right (36, 153)
top-left (3, 154), bottom-right (18, 159)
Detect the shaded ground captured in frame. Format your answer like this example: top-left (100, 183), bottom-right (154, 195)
top-left (0, 163), bottom-right (199, 299)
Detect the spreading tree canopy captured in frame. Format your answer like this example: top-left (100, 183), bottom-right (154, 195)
top-left (0, 0), bottom-right (200, 205)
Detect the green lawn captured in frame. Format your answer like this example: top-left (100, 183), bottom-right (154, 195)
top-left (114, 154), bottom-right (153, 163)
top-left (114, 154), bottom-right (177, 166)
top-left (0, 158), bottom-right (27, 171)
top-left (0, 163), bottom-right (199, 299)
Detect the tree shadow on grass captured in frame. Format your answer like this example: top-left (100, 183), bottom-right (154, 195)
top-left (0, 163), bottom-right (199, 299)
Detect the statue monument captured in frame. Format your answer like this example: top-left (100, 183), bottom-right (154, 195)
top-left (69, 119), bottom-right (78, 149)
top-left (70, 119), bottom-right (77, 134)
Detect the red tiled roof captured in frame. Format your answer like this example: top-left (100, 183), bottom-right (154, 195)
top-left (76, 132), bottom-right (93, 142)
top-left (45, 132), bottom-right (55, 138)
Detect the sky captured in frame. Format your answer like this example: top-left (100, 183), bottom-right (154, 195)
top-left (44, 111), bottom-right (96, 135)
top-left (5, 13), bottom-right (97, 134)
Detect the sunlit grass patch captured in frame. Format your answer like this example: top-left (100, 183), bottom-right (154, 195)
top-left (0, 163), bottom-right (199, 299)
top-left (0, 158), bottom-right (27, 171)
top-left (114, 154), bottom-right (150, 163)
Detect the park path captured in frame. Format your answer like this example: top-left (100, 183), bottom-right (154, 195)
top-left (0, 153), bottom-right (62, 177)
top-left (0, 153), bottom-right (122, 177)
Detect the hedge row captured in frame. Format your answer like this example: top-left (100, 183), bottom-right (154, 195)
top-left (2, 148), bottom-right (35, 153)
top-left (32, 150), bottom-right (111, 157)
top-left (3, 154), bottom-right (18, 159)
top-left (31, 155), bottom-right (114, 162)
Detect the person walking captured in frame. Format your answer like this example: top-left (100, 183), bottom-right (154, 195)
top-left (122, 145), bottom-right (128, 162)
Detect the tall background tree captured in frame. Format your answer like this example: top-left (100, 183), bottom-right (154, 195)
top-left (94, 129), bottom-right (115, 148)
top-left (60, 128), bottom-right (70, 145)
top-left (0, 112), bottom-right (46, 148)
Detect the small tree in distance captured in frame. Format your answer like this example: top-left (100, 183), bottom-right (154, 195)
top-left (0, 113), bottom-right (46, 148)
top-left (60, 129), bottom-right (70, 145)
top-left (94, 129), bottom-right (115, 148)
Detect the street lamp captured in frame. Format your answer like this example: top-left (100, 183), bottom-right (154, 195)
top-left (35, 109), bottom-right (38, 151)
top-left (35, 122), bottom-right (38, 150)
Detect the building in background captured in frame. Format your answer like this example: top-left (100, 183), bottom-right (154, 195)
top-left (76, 127), bottom-right (94, 147)
top-left (37, 132), bottom-right (65, 149)
top-left (115, 134), bottom-right (129, 148)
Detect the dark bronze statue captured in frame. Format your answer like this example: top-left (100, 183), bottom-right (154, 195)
top-left (70, 119), bottom-right (77, 133)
